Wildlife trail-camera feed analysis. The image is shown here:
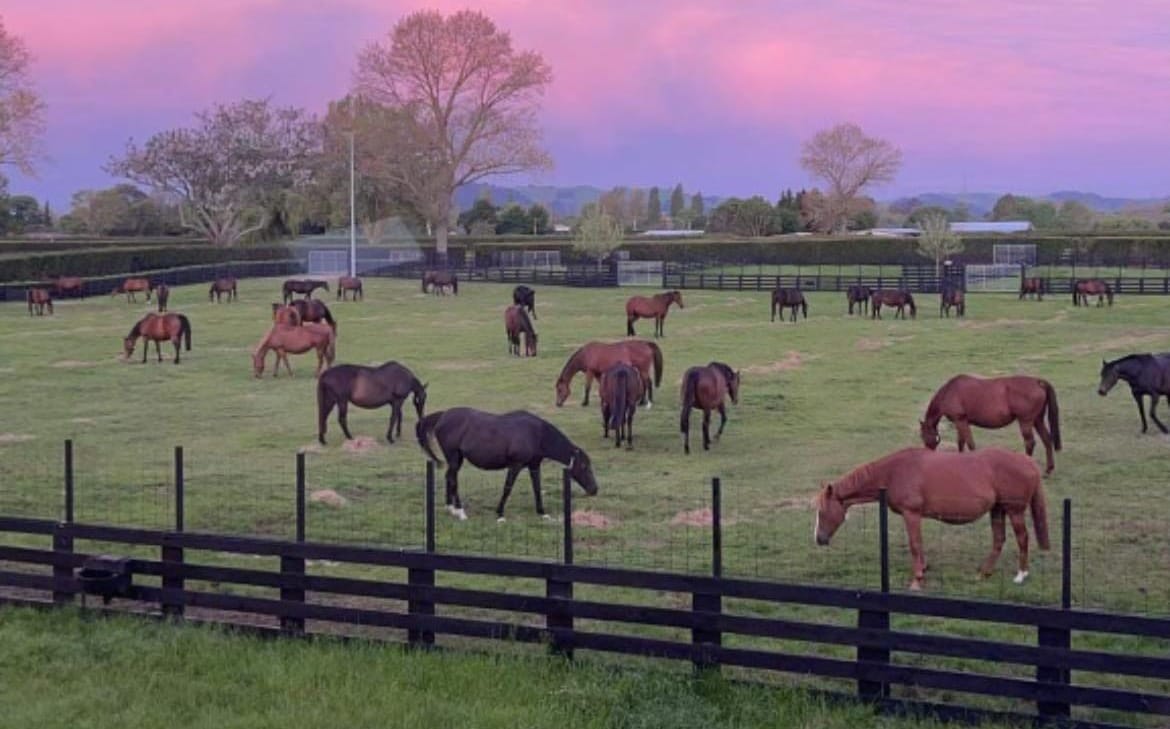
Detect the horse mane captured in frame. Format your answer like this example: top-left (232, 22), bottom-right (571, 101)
top-left (126, 319), bottom-right (143, 339)
top-left (538, 417), bottom-right (577, 464)
top-left (556, 345), bottom-right (587, 384)
top-left (1105, 353), bottom-right (1153, 368)
top-left (708, 361), bottom-right (736, 382)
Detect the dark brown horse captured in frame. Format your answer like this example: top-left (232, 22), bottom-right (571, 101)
top-left (1019, 274), bottom-right (1045, 301)
top-left (282, 278), bottom-right (329, 304)
top-left (112, 277), bottom-right (152, 303)
top-left (1073, 279), bottom-right (1113, 307)
top-left (317, 361), bottom-right (427, 444)
top-left (939, 285), bottom-right (965, 318)
top-left (154, 283), bottom-right (170, 313)
top-left (626, 290), bottom-right (683, 337)
top-left (52, 276), bottom-right (85, 298)
top-left (846, 284), bottom-right (872, 316)
top-left (271, 299), bottom-right (336, 331)
top-left (209, 276), bottom-right (238, 303)
top-left (26, 288), bottom-right (53, 316)
top-left (555, 340), bottom-right (663, 407)
top-left (252, 322), bottom-right (335, 378)
top-left (920, 374), bottom-right (1061, 475)
top-left (271, 304), bottom-right (302, 326)
top-left (422, 270), bottom-right (458, 295)
top-left (504, 305), bottom-right (537, 357)
top-left (122, 313), bottom-right (192, 364)
top-left (1098, 353), bottom-right (1170, 434)
top-left (416, 407), bottom-right (598, 521)
top-left (513, 285), bottom-right (537, 318)
top-left (600, 363), bottom-right (645, 449)
top-left (871, 290), bottom-right (916, 320)
top-left (337, 276), bottom-right (363, 301)
top-left (680, 361), bottom-right (740, 454)
top-left (771, 288), bottom-right (808, 322)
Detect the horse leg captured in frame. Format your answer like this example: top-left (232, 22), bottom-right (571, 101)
top-left (1008, 511), bottom-right (1030, 584)
top-left (716, 403), bottom-right (727, 438)
top-left (1149, 394), bottom-right (1169, 434)
top-left (626, 404), bottom-right (635, 449)
top-left (156, 340), bottom-right (164, 363)
top-left (682, 411), bottom-right (690, 454)
top-left (337, 401), bottom-right (353, 439)
top-left (582, 372), bottom-right (594, 407)
top-left (601, 401), bottom-right (611, 439)
top-left (979, 507), bottom-right (1007, 578)
top-left (702, 409), bottom-right (711, 451)
top-left (141, 339), bottom-right (148, 364)
top-left (1132, 391), bottom-right (1149, 433)
top-left (903, 513), bottom-right (927, 590)
top-left (1018, 419), bottom-right (1036, 458)
top-left (318, 393), bottom-right (335, 445)
top-left (955, 419), bottom-right (976, 451)
top-left (1034, 419), bottom-right (1056, 475)
top-left (170, 338), bottom-right (180, 364)
top-left (494, 465), bottom-right (524, 522)
top-left (528, 464), bottom-right (548, 519)
top-left (386, 402), bottom-right (401, 443)
top-left (445, 456), bottom-right (467, 520)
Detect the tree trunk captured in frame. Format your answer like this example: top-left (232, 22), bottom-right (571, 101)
top-left (435, 223), bottom-right (449, 265)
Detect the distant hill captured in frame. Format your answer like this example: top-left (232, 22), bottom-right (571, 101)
top-left (454, 183), bottom-right (723, 219)
top-left (897, 191), bottom-right (1169, 218)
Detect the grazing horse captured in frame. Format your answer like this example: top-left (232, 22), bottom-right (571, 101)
top-left (53, 276), bottom-right (85, 299)
top-left (209, 277), bottom-right (238, 303)
top-left (337, 276), bottom-right (363, 301)
top-left (26, 288), bottom-right (53, 316)
top-left (1073, 279), bottom-right (1113, 307)
top-left (771, 288), bottom-right (808, 322)
top-left (871, 290), bottom-right (916, 320)
top-left (154, 283), bottom-right (169, 313)
top-left (846, 284), bottom-right (872, 316)
top-left (416, 407), bottom-right (598, 521)
top-left (680, 361), bottom-right (740, 454)
top-left (271, 299), bottom-right (336, 331)
top-left (939, 285), bottom-right (965, 318)
top-left (271, 303), bottom-right (302, 326)
top-left (282, 278), bottom-right (329, 304)
top-left (1098, 353), bottom-right (1170, 434)
top-left (504, 305), bottom-right (537, 357)
top-left (317, 361), bottom-right (427, 444)
top-left (555, 340), bottom-right (663, 408)
top-left (626, 290), bottom-right (683, 337)
top-left (1019, 273), bottom-right (1045, 301)
top-left (112, 277), bottom-right (151, 303)
top-left (421, 270), bottom-right (458, 295)
top-left (600, 363), bottom-right (645, 449)
top-left (512, 285), bottom-right (537, 319)
top-left (815, 447), bottom-right (1049, 590)
top-left (122, 313), bottom-right (192, 364)
top-left (251, 322), bottom-right (335, 378)
top-left (920, 374), bottom-right (1061, 475)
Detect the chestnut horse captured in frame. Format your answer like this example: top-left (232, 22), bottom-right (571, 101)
top-left (337, 276), bottom-right (363, 301)
top-left (271, 299), bottom-right (336, 331)
top-left (317, 360), bottom-right (427, 444)
top-left (1073, 279), bottom-right (1113, 307)
top-left (771, 288), bottom-right (808, 322)
top-left (53, 276), bottom-right (85, 298)
top-left (846, 284), bottom-right (872, 316)
top-left (555, 340), bottom-right (663, 407)
top-left (282, 278), bottom-right (329, 304)
top-left (920, 374), bottom-right (1061, 475)
top-left (271, 303), bottom-right (302, 326)
top-left (209, 277), bottom-right (238, 303)
top-left (600, 363), bottom-right (645, 449)
top-left (871, 290), bottom-right (916, 319)
top-left (1019, 276), bottom-right (1045, 301)
top-left (112, 277), bottom-right (151, 303)
top-left (512, 285), bottom-right (536, 318)
top-left (939, 285), bottom-right (965, 318)
top-left (26, 288), bottom-right (53, 316)
top-left (680, 361), bottom-right (740, 454)
top-left (251, 322), bottom-right (335, 378)
top-left (815, 447), bottom-right (1049, 590)
top-left (154, 283), bottom-right (169, 313)
top-left (1098, 353), bottom-right (1170, 434)
top-left (122, 312), bottom-right (192, 364)
top-left (422, 270), bottom-right (458, 295)
top-left (504, 305), bottom-right (537, 357)
top-left (626, 290), bottom-right (683, 337)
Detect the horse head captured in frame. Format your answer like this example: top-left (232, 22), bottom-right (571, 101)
top-left (121, 336), bottom-right (137, 359)
top-left (813, 483), bottom-right (846, 546)
top-left (555, 378), bottom-right (571, 407)
top-left (568, 448), bottom-right (599, 496)
top-left (728, 370), bottom-right (741, 404)
top-left (412, 382), bottom-right (429, 420)
top-left (919, 419), bottom-right (941, 449)
top-left (251, 349), bottom-right (267, 378)
top-left (1098, 360), bottom-right (1121, 396)
top-left (670, 290), bottom-right (684, 308)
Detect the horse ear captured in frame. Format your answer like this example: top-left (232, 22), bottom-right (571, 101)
top-left (822, 482), bottom-right (832, 496)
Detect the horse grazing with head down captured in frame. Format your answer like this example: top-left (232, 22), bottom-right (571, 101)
top-left (422, 270), bottom-right (458, 295)
top-left (920, 374), bottom-right (1061, 475)
top-left (680, 361), bottom-right (740, 454)
top-left (122, 313), bottom-right (192, 364)
top-left (1073, 279), bottom-right (1113, 307)
top-left (317, 361), bottom-right (427, 444)
top-left (1098, 353), bottom-right (1170, 434)
top-left (626, 290), bottom-right (683, 337)
top-left (337, 276), bottom-right (363, 301)
top-left (504, 305), bottom-right (537, 357)
top-left (112, 278), bottom-right (151, 303)
top-left (282, 278), bottom-right (329, 304)
top-left (209, 276), bottom-right (238, 303)
top-left (26, 288), bottom-right (53, 316)
top-left (815, 447), bottom-right (1049, 591)
top-left (771, 288), bottom-right (808, 322)
top-left (600, 363), bottom-right (645, 449)
top-left (939, 285), bottom-right (965, 318)
top-left (416, 407), bottom-right (598, 521)
top-left (251, 322), bottom-right (336, 378)
top-left (555, 340), bottom-right (663, 407)
top-left (271, 299), bottom-right (336, 331)
top-left (846, 285), bottom-right (872, 316)
top-left (871, 290), bottom-right (916, 320)
top-left (512, 285), bottom-right (537, 318)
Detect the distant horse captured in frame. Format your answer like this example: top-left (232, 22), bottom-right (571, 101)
top-left (416, 407), bottom-right (598, 521)
top-left (1098, 353), bottom-right (1170, 434)
top-left (504, 305), bottom-right (537, 357)
top-left (939, 286), bottom-right (965, 318)
top-left (122, 312), bottom-right (192, 364)
top-left (1073, 279), bottom-right (1113, 307)
top-left (1019, 274), bottom-right (1045, 301)
top-left (555, 340), bottom-right (663, 407)
top-left (209, 277), bottom-right (238, 303)
top-left (846, 284), bottom-right (872, 316)
top-left (112, 277), bottom-right (152, 303)
top-left (317, 361), bottom-right (427, 444)
top-left (512, 285), bottom-right (537, 318)
top-left (600, 363), bottom-right (645, 449)
top-left (770, 288), bottom-right (808, 322)
top-left (626, 290), bottom-right (683, 337)
top-left (282, 278), bottom-right (329, 304)
top-left (154, 283), bottom-right (170, 313)
top-left (337, 276), bottom-right (363, 301)
top-left (271, 303), bottom-right (302, 326)
top-left (680, 361), bottom-right (740, 454)
top-left (26, 288), bottom-right (53, 316)
top-left (815, 447), bottom-right (1049, 590)
top-left (422, 270), bottom-right (458, 296)
top-left (251, 322), bottom-right (336, 378)
top-left (871, 290), bottom-right (916, 320)
top-left (920, 374), bottom-right (1061, 475)
top-left (272, 299), bottom-right (336, 331)
top-left (53, 276), bottom-right (85, 299)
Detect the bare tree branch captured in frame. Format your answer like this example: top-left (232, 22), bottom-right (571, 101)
top-left (799, 123), bottom-right (901, 234)
top-left (0, 17), bottom-right (46, 176)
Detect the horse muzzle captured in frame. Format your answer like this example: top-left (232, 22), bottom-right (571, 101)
top-left (815, 534), bottom-right (830, 547)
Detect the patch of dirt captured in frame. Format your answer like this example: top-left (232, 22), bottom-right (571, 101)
top-left (51, 360), bottom-right (96, 368)
top-left (572, 510), bottom-right (617, 529)
top-left (772, 497), bottom-right (809, 511)
top-left (432, 361), bottom-right (493, 371)
top-left (299, 443), bottom-right (324, 454)
top-left (0, 433), bottom-right (35, 444)
top-left (855, 337), bottom-right (889, 352)
top-left (69, 418), bottom-right (96, 425)
top-left (310, 489), bottom-right (348, 508)
top-left (342, 436), bottom-right (380, 454)
top-left (742, 351), bottom-right (805, 375)
top-left (670, 508), bottom-right (739, 527)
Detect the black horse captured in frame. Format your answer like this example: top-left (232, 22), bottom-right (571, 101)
top-left (282, 279), bottom-right (330, 304)
top-left (513, 285), bottom-right (537, 318)
top-left (846, 285), bottom-right (872, 316)
top-left (422, 270), bottom-right (458, 295)
top-left (1098, 353), bottom-right (1170, 433)
top-left (416, 407), bottom-right (598, 521)
top-left (770, 288), bottom-right (808, 322)
top-left (274, 299), bottom-right (336, 331)
top-left (317, 361), bottom-right (427, 444)
top-left (939, 284), bottom-right (965, 318)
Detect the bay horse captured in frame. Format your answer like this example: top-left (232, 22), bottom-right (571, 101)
top-left (26, 288), bottom-right (53, 316)
top-left (271, 303), bottom-right (302, 326)
top-left (209, 277), bottom-right (238, 303)
top-left (771, 288), bottom-right (808, 322)
top-left (1098, 353), bottom-right (1170, 434)
top-left (846, 285), bottom-right (872, 316)
top-left (920, 374), bottom-right (1061, 475)
top-left (112, 277), bottom-right (151, 303)
top-left (815, 447), bottom-right (1049, 590)
top-left (251, 322), bottom-right (335, 378)
top-left (504, 305), bottom-right (537, 357)
top-left (154, 283), bottom-right (169, 313)
top-left (1073, 279), bottom-right (1113, 307)
top-left (939, 285), bottom-right (965, 318)
top-left (271, 299), bottom-right (336, 331)
top-left (421, 270), bottom-right (458, 295)
top-left (626, 290), bottom-right (683, 338)
top-left (416, 407), bottom-right (598, 521)
top-left (317, 361), bottom-right (427, 444)
top-left (555, 340), bottom-right (663, 408)
top-left (337, 276), bottom-right (363, 301)
top-left (512, 285), bottom-right (537, 319)
top-left (871, 290), bottom-right (916, 320)
top-left (680, 361), bottom-right (740, 454)
top-left (53, 276), bottom-right (84, 298)
top-left (600, 363), bottom-right (645, 449)
top-left (1019, 276), bottom-right (1045, 301)
top-left (282, 278), bottom-right (329, 304)
top-left (122, 312), bottom-right (192, 364)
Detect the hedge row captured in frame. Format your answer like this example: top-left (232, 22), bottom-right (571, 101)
top-left (0, 245), bottom-right (297, 283)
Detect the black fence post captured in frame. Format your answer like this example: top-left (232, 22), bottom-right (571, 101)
top-left (63, 439), bottom-right (74, 524)
top-left (173, 446), bottom-right (184, 533)
top-left (281, 451), bottom-right (306, 636)
top-left (53, 440), bottom-right (75, 606)
top-left (161, 445), bottom-right (185, 619)
top-left (857, 489), bottom-right (891, 701)
top-left (1037, 499), bottom-right (1074, 719)
top-left (711, 477), bottom-right (722, 578)
top-left (409, 461), bottom-right (436, 647)
top-left (295, 451), bottom-right (306, 544)
top-left (547, 469), bottom-right (575, 659)
top-left (692, 477), bottom-right (723, 675)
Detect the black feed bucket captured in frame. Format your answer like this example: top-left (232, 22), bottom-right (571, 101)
top-left (76, 555), bottom-right (133, 604)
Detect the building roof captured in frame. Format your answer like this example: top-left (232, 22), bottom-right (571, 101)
top-left (949, 221), bottom-right (1033, 233)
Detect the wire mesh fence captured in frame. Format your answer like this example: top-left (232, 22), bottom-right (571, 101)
top-left (0, 437), bottom-right (62, 521)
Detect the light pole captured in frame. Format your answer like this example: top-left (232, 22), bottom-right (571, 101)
top-left (348, 131), bottom-right (357, 278)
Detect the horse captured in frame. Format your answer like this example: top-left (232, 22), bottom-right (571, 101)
top-left (421, 270), bottom-right (458, 296)
top-left (600, 363), bottom-right (645, 449)
top-left (555, 340), bottom-right (663, 408)
top-left (337, 276), bottom-right (363, 301)
top-left (122, 313), bottom-right (192, 364)
top-left (209, 277), bottom-right (238, 303)
top-left (846, 284), bottom-right (872, 316)
top-left (317, 361), bottom-right (428, 444)
top-left (920, 374), bottom-right (1062, 475)
top-left (1019, 273), bottom-right (1045, 301)
top-left (815, 447), bottom-right (1049, 590)
top-left (680, 361), bottom-right (740, 454)
top-left (626, 290), bottom-right (683, 337)
top-left (771, 288), bottom-right (808, 323)
top-left (416, 407), bottom-right (598, 521)
top-left (870, 290), bottom-right (916, 320)
top-left (282, 278), bottom-right (329, 304)
top-left (154, 283), bottom-right (170, 313)
top-left (504, 305), bottom-right (537, 357)
top-left (251, 322), bottom-right (336, 378)
top-left (1073, 279), bottom-right (1113, 307)
top-left (939, 285), bottom-right (965, 318)
top-left (26, 288), bottom-right (53, 316)
top-left (112, 277), bottom-right (152, 303)
top-left (271, 303), bottom-right (302, 326)
top-left (1098, 353), bottom-right (1170, 434)
top-left (52, 276), bottom-right (85, 299)
top-left (271, 299), bottom-right (336, 331)
top-left (512, 285), bottom-right (537, 319)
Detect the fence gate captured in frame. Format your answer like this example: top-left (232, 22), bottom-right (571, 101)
top-left (965, 264), bottom-right (1022, 292)
top-left (993, 244), bottom-right (1036, 266)
top-left (617, 260), bottom-right (664, 287)
top-left (308, 250), bottom-right (350, 275)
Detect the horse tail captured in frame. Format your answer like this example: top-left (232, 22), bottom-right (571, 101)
top-left (421, 273), bottom-right (428, 293)
top-left (316, 375), bottom-right (333, 441)
top-left (771, 294), bottom-right (777, 321)
top-left (322, 306), bottom-right (337, 332)
top-left (452, 277), bottom-right (458, 295)
top-left (801, 298), bottom-right (808, 318)
top-left (610, 371), bottom-right (627, 434)
top-left (1030, 480), bottom-right (1051, 551)
top-left (647, 341), bottom-right (663, 389)
top-left (680, 368), bottom-right (700, 436)
top-left (907, 293), bottom-right (917, 318)
top-left (1042, 379), bottom-right (1062, 451)
top-left (177, 314), bottom-right (192, 351)
top-left (415, 412), bottom-right (445, 464)
top-left (626, 312), bottom-right (635, 336)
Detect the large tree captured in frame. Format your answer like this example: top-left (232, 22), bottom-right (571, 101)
top-left (916, 210), bottom-right (964, 277)
top-left (0, 16), bottom-right (46, 183)
top-left (354, 9), bottom-right (552, 259)
top-left (799, 122), bottom-right (901, 233)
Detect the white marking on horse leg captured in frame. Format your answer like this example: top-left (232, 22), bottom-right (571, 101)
top-left (1013, 570), bottom-right (1029, 585)
top-left (496, 516), bottom-right (506, 524)
top-left (813, 513), bottom-right (820, 544)
top-left (446, 504), bottom-right (456, 516)
top-left (454, 508), bottom-right (468, 521)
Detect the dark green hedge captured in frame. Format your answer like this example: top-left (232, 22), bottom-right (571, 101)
top-left (0, 245), bottom-right (297, 283)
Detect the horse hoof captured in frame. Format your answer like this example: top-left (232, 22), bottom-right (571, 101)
top-left (1013, 570), bottom-right (1029, 585)
top-left (909, 581), bottom-right (924, 591)
top-left (541, 513), bottom-right (552, 521)
top-left (454, 508), bottom-right (468, 521)
top-left (496, 516), bottom-right (506, 524)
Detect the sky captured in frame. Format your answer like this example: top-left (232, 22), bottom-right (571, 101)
top-left (4, 0), bottom-right (1170, 210)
